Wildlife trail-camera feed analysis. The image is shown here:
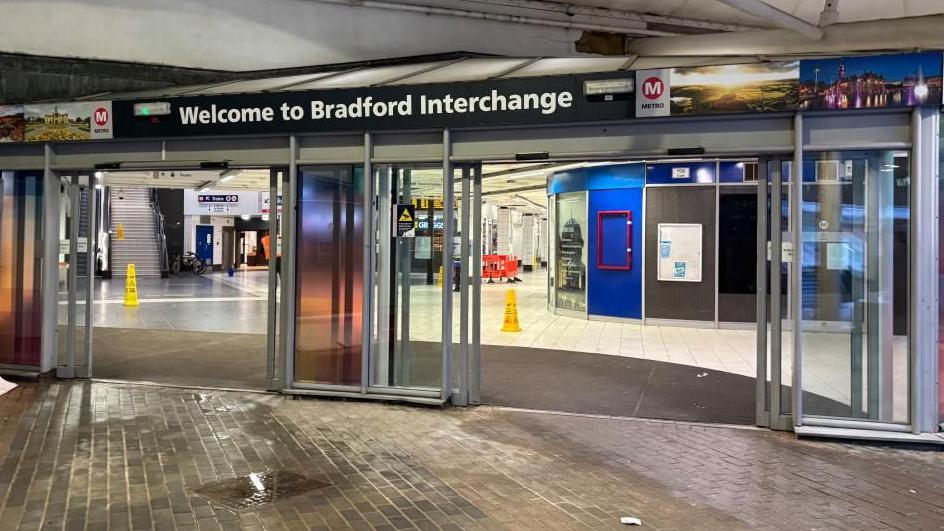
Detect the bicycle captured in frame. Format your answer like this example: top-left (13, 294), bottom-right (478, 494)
top-left (171, 251), bottom-right (208, 275)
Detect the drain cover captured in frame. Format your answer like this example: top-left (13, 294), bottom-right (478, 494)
top-left (194, 469), bottom-right (329, 511)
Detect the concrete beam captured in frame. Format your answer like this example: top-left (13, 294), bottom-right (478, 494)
top-left (714, 0), bottom-right (823, 40)
top-left (628, 14), bottom-right (944, 57)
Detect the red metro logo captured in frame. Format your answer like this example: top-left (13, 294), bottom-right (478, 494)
top-left (642, 77), bottom-right (665, 100)
top-left (94, 107), bottom-right (110, 126)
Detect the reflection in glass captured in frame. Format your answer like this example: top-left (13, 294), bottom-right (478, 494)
top-left (555, 192), bottom-right (587, 312)
top-left (800, 150), bottom-right (910, 423)
top-left (0, 172), bottom-right (43, 367)
top-left (371, 165), bottom-right (444, 390)
top-left (294, 166), bottom-right (363, 384)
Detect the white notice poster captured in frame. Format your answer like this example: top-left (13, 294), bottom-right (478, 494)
top-left (0, 376), bottom-right (16, 396)
top-left (657, 223), bottom-right (703, 282)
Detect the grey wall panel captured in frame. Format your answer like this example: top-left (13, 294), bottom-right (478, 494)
top-left (298, 133), bottom-right (363, 163)
top-left (49, 140), bottom-right (164, 169)
top-left (163, 136), bottom-right (289, 166)
top-left (46, 137), bottom-right (290, 169)
top-left (804, 110), bottom-right (910, 150)
top-left (0, 143), bottom-right (44, 170)
top-left (451, 115), bottom-right (794, 161)
top-left (645, 186), bottom-right (716, 321)
top-left (371, 131), bottom-right (442, 162)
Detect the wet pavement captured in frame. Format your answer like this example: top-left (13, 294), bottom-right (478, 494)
top-left (0, 379), bottom-right (942, 530)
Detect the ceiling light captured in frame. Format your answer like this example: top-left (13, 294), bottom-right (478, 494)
top-left (583, 78), bottom-right (634, 96)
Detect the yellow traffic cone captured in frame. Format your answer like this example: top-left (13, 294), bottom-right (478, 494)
top-left (124, 263), bottom-right (139, 307)
top-left (501, 289), bottom-right (522, 332)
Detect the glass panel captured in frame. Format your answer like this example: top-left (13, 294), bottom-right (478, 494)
top-left (0, 171), bottom-right (43, 367)
top-left (547, 195), bottom-right (556, 312)
top-left (72, 177), bottom-right (91, 372)
top-left (294, 166), bottom-right (364, 384)
top-left (779, 162), bottom-right (792, 416)
top-left (555, 191), bottom-right (587, 312)
top-left (371, 165), bottom-right (444, 390)
top-left (800, 150), bottom-right (910, 423)
top-left (56, 177), bottom-right (71, 368)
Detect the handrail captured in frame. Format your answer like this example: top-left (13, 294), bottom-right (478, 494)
top-left (149, 189), bottom-right (171, 277)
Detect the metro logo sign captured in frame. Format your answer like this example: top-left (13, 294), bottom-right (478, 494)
top-left (89, 102), bottom-right (113, 139)
top-left (94, 107), bottom-right (109, 126)
top-left (635, 69), bottom-right (670, 117)
top-left (642, 77), bottom-right (665, 100)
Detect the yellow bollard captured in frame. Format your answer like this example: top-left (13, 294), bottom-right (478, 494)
top-left (500, 289), bottom-right (522, 332)
top-left (438, 265), bottom-right (443, 288)
top-left (124, 263), bottom-right (139, 307)
top-left (116, 223), bottom-right (124, 240)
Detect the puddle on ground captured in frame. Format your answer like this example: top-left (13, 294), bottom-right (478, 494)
top-left (193, 469), bottom-right (329, 511)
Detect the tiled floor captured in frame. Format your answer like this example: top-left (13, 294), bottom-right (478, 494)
top-left (1, 379), bottom-right (942, 530)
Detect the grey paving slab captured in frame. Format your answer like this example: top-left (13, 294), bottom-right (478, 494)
top-left (1, 380), bottom-right (942, 530)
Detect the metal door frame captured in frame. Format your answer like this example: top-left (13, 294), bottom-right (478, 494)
top-left (56, 172), bottom-right (96, 379)
top-left (755, 155), bottom-right (793, 430)
top-left (453, 161), bottom-right (482, 406)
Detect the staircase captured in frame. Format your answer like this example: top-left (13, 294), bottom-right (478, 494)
top-left (109, 188), bottom-right (163, 278)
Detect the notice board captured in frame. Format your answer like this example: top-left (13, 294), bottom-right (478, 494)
top-left (657, 223), bottom-right (702, 282)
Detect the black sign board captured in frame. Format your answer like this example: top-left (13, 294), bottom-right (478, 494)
top-left (396, 205), bottom-right (416, 238)
top-left (113, 73), bottom-right (635, 138)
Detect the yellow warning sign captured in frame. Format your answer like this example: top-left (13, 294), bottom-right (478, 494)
top-left (395, 204), bottom-right (416, 237)
top-left (124, 263), bottom-right (139, 307)
top-left (500, 289), bottom-right (522, 332)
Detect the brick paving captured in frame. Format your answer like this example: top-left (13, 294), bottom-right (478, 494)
top-left (0, 380), bottom-right (942, 530)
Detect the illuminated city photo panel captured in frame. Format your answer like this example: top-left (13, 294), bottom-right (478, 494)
top-left (799, 51), bottom-right (943, 110)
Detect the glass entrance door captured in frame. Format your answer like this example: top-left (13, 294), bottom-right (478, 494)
top-left (371, 164), bottom-right (447, 394)
top-left (759, 150), bottom-right (913, 431)
top-left (56, 173), bottom-right (95, 378)
top-left (797, 150), bottom-right (911, 428)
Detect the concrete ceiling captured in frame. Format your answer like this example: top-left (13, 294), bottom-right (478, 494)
top-left (4, 1), bottom-right (941, 73)
top-left (548, 0), bottom-right (944, 27)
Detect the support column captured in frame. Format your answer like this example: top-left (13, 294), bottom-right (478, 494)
top-left (521, 214), bottom-right (535, 271)
top-left (41, 144), bottom-right (59, 374)
top-left (496, 207), bottom-right (512, 256)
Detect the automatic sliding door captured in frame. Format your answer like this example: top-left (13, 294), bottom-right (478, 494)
top-left (371, 164), bottom-right (445, 392)
top-left (56, 174), bottom-right (93, 378)
top-left (798, 150), bottom-right (911, 425)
